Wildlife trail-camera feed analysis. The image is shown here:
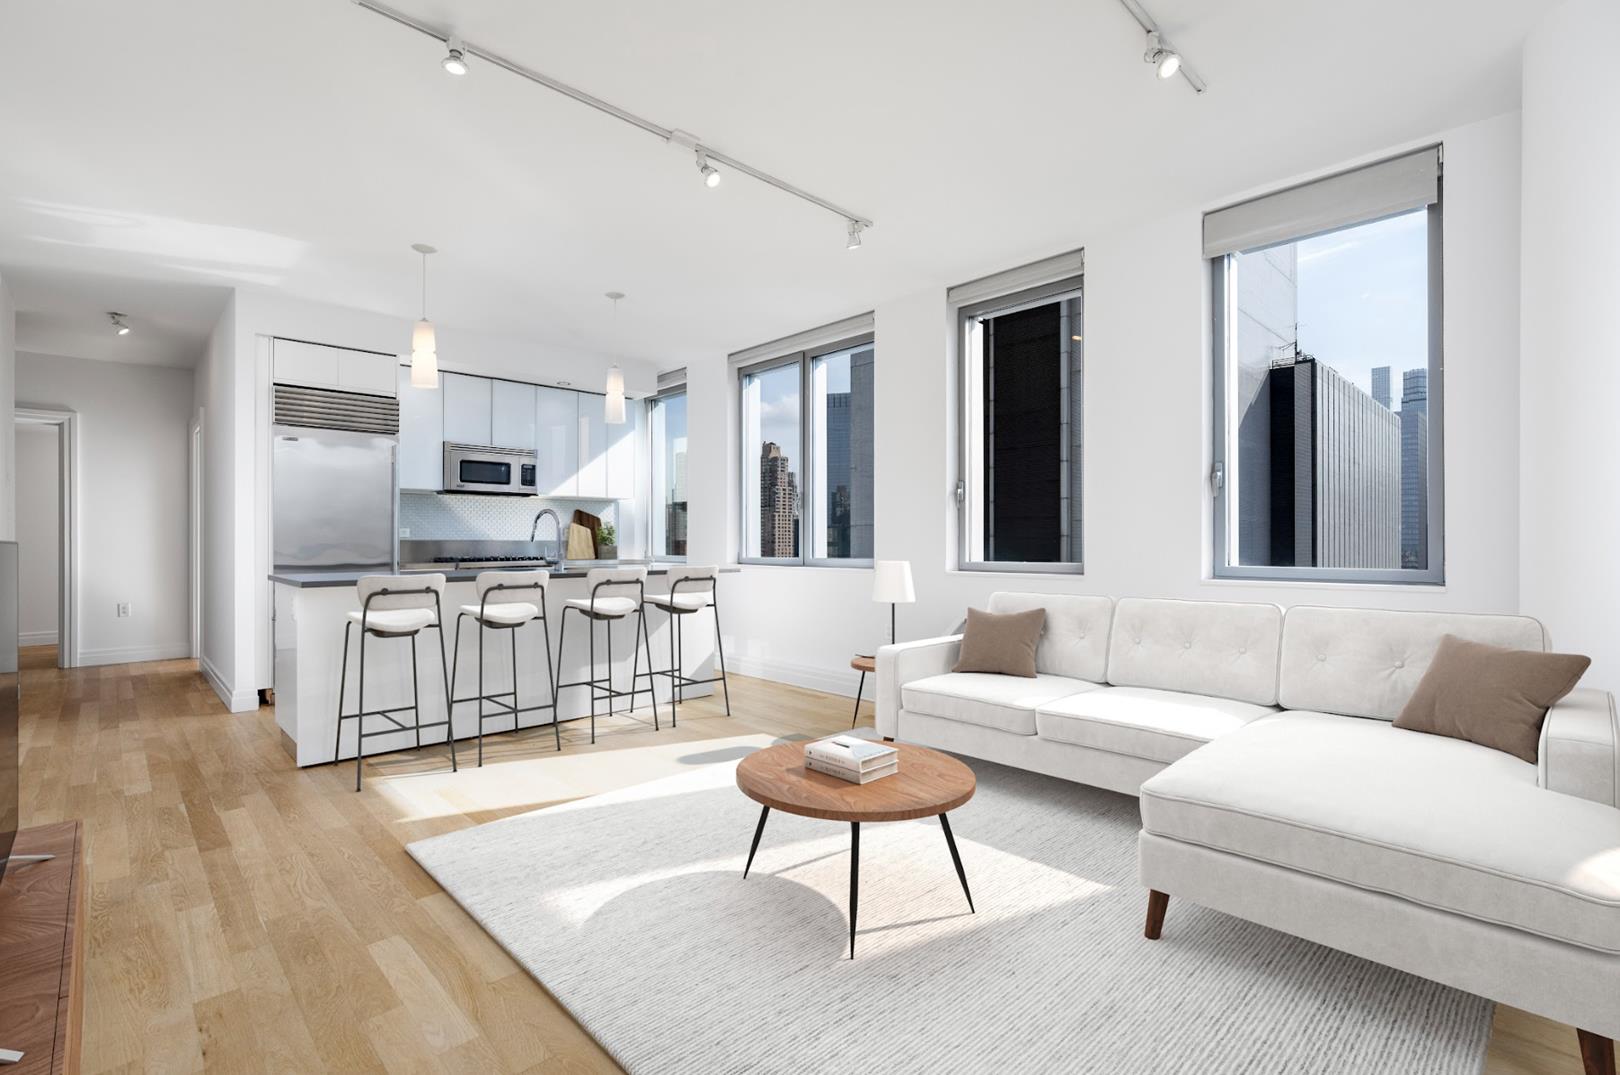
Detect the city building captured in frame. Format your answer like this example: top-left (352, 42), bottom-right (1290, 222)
top-left (1401, 368), bottom-right (1430, 568)
top-left (759, 440), bottom-right (799, 557)
top-left (1372, 366), bottom-right (1392, 409)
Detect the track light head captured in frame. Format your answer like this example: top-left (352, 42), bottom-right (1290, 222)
top-left (442, 36), bottom-right (468, 75)
top-left (1144, 32), bottom-right (1181, 79)
top-left (108, 312), bottom-right (130, 335)
top-left (696, 150), bottom-right (720, 188)
top-left (846, 221), bottom-right (864, 250)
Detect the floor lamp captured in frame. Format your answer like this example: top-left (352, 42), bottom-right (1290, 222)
top-left (852, 561), bottom-right (916, 729)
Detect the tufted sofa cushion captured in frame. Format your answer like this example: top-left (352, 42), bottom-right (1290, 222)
top-left (1106, 598), bottom-right (1283, 706)
top-left (988, 592), bottom-right (1113, 682)
top-left (1278, 606), bottom-right (1549, 721)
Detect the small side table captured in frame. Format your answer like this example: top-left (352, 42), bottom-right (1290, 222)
top-left (849, 654), bottom-right (876, 728)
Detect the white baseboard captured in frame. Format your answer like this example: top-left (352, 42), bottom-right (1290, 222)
top-left (725, 654), bottom-right (864, 698)
top-left (80, 642), bottom-right (195, 668)
top-left (200, 654), bottom-right (260, 713)
top-left (19, 630), bottom-right (59, 647)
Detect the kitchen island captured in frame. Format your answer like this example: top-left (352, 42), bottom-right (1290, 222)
top-left (271, 563), bottom-right (730, 767)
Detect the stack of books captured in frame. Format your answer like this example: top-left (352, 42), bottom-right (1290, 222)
top-left (805, 735), bottom-right (899, 784)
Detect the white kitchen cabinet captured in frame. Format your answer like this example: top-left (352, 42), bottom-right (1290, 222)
top-left (396, 365), bottom-right (444, 490)
top-left (606, 397), bottom-right (640, 501)
top-left (273, 339), bottom-right (396, 397)
top-left (576, 393), bottom-right (609, 499)
top-left (534, 386), bottom-right (579, 497)
top-left (442, 372), bottom-right (492, 445)
top-left (491, 380), bottom-right (537, 450)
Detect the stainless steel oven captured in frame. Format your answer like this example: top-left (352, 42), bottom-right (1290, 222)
top-left (442, 443), bottom-right (538, 496)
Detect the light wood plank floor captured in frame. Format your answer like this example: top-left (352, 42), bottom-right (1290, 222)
top-left (15, 646), bottom-right (1585, 1074)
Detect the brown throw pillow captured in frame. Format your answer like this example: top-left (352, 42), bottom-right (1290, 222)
top-left (952, 607), bottom-right (1046, 678)
top-left (1393, 635), bottom-right (1591, 763)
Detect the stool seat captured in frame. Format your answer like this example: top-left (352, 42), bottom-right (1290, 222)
top-left (459, 601), bottom-right (539, 626)
top-left (564, 595), bottom-right (639, 618)
top-left (348, 607), bottom-right (436, 636)
top-left (644, 592), bottom-right (712, 613)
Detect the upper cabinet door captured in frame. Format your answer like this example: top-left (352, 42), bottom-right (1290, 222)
top-left (491, 380), bottom-right (537, 450)
top-left (534, 386), bottom-right (579, 497)
top-left (442, 372), bottom-right (493, 445)
top-left (397, 365), bottom-right (444, 491)
top-left (576, 393), bottom-right (609, 499)
top-left (272, 339), bottom-right (340, 390)
top-left (338, 350), bottom-right (398, 397)
top-left (606, 398), bottom-right (640, 500)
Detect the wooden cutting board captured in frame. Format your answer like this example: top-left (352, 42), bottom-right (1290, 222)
top-left (565, 523), bottom-right (596, 560)
top-left (572, 508), bottom-right (604, 556)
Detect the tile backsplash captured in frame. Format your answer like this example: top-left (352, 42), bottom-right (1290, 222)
top-left (400, 491), bottom-right (621, 543)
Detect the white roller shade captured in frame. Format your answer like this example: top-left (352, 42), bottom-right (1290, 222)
top-left (729, 312), bottom-right (874, 368)
top-left (1203, 146), bottom-right (1441, 259)
top-left (948, 249), bottom-right (1085, 309)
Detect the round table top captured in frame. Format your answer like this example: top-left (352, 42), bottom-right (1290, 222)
top-left (736, 741), bottom-right (975, 822)
top-left (850, 654), bottom-right (877, 673)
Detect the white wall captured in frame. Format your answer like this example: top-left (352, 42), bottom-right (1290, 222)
top-left (1519, 0), bottom-right (1620, 683)
top-left (197, 293), bottom-right (254, 709)
top-left (17, 352), bottom-right (194, 665)
top-left (15, 423), bottom-right (59, 646)
top-left (0, 271), bottom-right (14, 541)
top-left (699, 111), bottom-right (1529, 695)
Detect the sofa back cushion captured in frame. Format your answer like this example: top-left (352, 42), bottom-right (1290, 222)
top-left (1278, 606), bottom-right (1549, 720)
top-left (987, 592), bottom-right (1113, 682)
top-left (1106, 598), bottom-right (1283, 705)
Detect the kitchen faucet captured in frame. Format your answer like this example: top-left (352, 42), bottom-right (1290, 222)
top-left (530, 508), bottom-right (563, 560)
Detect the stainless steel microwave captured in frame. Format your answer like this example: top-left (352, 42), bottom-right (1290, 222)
top-left (442, 443), bottom-right (538, 496)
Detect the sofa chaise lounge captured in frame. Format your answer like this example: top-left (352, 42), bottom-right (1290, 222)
top-left (876, 593), bottom-right (1620, 1074)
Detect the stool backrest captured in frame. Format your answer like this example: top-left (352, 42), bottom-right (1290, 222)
top-left (356, 573), bottom-right (445, 611)
top-left (666, 565), bottom-right (718, 594)
top-left (585, 566), bottom-right (647, 597)
top-left (475, 569), bottom-right (549, 605)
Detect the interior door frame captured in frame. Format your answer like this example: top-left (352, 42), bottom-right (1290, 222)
top-left (14, 406), bottom-right (80, 668)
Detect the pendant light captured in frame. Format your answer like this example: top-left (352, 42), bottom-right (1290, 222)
top-left (604, 291), bottom-right (626, 424)
top-left (410, 243), bottom-right (440, 389)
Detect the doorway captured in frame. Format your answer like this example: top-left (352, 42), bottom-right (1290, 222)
top-left (14, 408), bottom-right (78, 668)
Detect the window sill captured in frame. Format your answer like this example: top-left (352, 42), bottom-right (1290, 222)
top-left (1201, 576), bottom-right (1446, 594)
top-left (737, 561), bottom-right (875, 572)
top-left (948, 566), bottom-right (1085, 580)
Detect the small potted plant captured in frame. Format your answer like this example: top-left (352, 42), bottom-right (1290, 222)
top-left (595, 523), bottom-right (618, 561)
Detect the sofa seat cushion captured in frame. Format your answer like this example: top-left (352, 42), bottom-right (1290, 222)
top-left (1035, 687), bottom-right (1275, 764)
top-left (1141, 711), bottom-right (1620, 954)
top-left (901, 673), bottom-right (1101, 735)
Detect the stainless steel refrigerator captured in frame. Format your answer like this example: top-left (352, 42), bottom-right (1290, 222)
top-left (272, 386), bottom-right (399, 571)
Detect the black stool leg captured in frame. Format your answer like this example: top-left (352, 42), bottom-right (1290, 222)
top-left (541, 609), bottom-right (560, 752)
top-left (713, 597), bottom-right (731, 716)
top-left (355, 626), bottom-right (368, 792)
top-left (588, 613), bottom-right (597, 744)
top-left (605, 616), bottom-right (614, 719)
top-left (630, 608), bottom-right (644, 724)
top-left (434, 619), bottom-right (457, 773)
top-left (334, 622), bottom-right (352, 766)
top-left (668, 605), bottom-right (679, 726)
top-left (851, 670), bottom-right (865, 728)
top-left (410, 633), bottom-right (422, 750)
top-left (510, 625), bottom-right (520, 734)
top-left (477, 616), bottom-right (486, 767)
top-left (636, 610), bottom-right (659, 730)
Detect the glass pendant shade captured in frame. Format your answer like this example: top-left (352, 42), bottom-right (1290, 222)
top-left (410, 319), bottom-right (439, 388)
top-left (604, 365), bottom-right (626, 424)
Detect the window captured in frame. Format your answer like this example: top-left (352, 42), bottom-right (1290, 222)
top-left (739, 335), bottom-right (874, 565)
top-left (1209, 146), bottom-right (1443, 584)
top-left (957, 275), bottom-right (1084, 572)
top-left (649, 387), bottom-right (687, 559)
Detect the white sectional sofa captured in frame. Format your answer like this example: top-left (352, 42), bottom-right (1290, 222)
top-left (876, 593), bottom-right (1620, 1072)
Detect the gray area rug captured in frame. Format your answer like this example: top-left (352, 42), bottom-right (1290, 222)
top-left (407, 753), bottom-right (1492, 1074)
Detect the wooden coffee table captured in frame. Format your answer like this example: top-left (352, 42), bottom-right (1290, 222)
top-left (736, 740), bottom-right (976, 958)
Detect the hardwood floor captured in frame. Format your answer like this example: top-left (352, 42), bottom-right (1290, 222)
top-left (14, 646), bottom-right (1586, 1074)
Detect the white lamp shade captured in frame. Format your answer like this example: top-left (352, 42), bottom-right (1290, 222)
top-left (411, 318), bottom-right (436, 354)
top-left (604, 365), bottom-right (626, 424)
top-left (410, 349), bottom-right (439, 389)
top-left (872, 560), bottom-right (915, 604)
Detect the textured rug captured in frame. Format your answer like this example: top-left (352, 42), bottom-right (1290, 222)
top-left (407, 752), bottom-right (1492, 1075)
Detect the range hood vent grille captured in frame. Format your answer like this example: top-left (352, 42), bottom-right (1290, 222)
top-left (273, 384), bottom-right (400, 434)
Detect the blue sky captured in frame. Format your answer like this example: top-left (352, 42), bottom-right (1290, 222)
top-left (1294, 208), bottom-right (1429, 402)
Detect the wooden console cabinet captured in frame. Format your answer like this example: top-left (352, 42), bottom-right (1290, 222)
top-left (0, 822), bottom-right (85, 1074)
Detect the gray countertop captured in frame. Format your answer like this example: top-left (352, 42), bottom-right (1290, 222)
top-left (269, 561), bottom-right (732, 588)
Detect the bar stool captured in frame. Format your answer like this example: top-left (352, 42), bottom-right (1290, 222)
top-left (333, 574), bottom-right (456, 792)
top-left (449, 570), bottom-right (558, 766)
top-left (554, 567), bottom-right (659, 743)
top-left (637, 565), bottom-right (731, 725)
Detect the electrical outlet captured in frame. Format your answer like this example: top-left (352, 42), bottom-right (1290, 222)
top-left (116, 602), bottom-right (131, 618)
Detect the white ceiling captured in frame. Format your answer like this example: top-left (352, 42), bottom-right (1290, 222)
top-left (0, 0), bottom-right (1542, 368)
top-left (5, 266), bottom-right (228, 367)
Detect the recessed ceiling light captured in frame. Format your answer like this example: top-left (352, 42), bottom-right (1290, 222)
top-left (442, 36), bottom-right (468, 75)
top-left (108, 312), bottom-right (131, 335)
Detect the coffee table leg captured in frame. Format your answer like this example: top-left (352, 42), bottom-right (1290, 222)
top-left (742, 806), bottom-right (770, 879)
top-left (849, 821), bottom-right (860, 959)
top-left (939, 812), bottom-right (974, 914)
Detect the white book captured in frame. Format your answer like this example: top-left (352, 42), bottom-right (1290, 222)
top-left (806, 756), bottom-right (898, 784)
top-left (807, 735), bottom-right (896, 770)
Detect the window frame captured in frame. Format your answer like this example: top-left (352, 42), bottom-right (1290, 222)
top-left (1209, 196), bottom-right (1446, 586)
top-left (737, 332), bottom-right (875, 568)
top-left (646, 385), bottom-right (688, 563)
top-left (955, 274), bottom-right (1086, 575)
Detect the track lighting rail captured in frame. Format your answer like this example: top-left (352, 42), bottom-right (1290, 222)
top-left (352, 0), bottom-right (874, 235)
